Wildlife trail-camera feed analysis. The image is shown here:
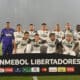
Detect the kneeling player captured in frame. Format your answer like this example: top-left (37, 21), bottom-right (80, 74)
top-left (62, 32), bottom-right (76, 56)
top-left (47, 33), bottom-right (59, 53)
top-left (31, 34), bottom-right (47, 53)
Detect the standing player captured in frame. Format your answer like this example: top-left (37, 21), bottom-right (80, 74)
top-left (74, 25), bottom-right (80, 40)
top-left (52, 24), bottom-right (64, 41)
top-left (13, 24), bottom-right (24, 54)
top-left (38, 23), bottom-right (50, 41)
top-left (0, 22), bottom-right (15, 56)
top-left (14, 32), bottom-right (31, 54)
top-left (28, 24), bottom-right (37, 40)
top-left (64, 22), bottom-right (73, 35)
top-left (14, 24), bottom-right (23, 46)
top-left (73, 25), bottom-right (80, 56)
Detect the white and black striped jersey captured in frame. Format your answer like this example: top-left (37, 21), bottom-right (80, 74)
top-left (28, 31), bottom-right (37, 40)
top-left (37, 30), bottom-right (50, 40)
top-left (14, 31), bottom-right (24, 44)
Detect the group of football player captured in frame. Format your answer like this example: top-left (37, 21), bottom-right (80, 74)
top-left (0, 22), bottom-right (80, 56)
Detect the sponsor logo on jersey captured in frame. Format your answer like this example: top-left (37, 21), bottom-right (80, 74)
top-left (5, 34), bottom-right (12, 37)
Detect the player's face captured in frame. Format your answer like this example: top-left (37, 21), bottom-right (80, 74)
top-left (29, 25), bottom-right (34, 31)
top-left (65, 23), bottom-right (71, 30)
top-left (6, 23), bottom-right (10, 29)
top-left (66, 35), bottom-right (72, 42)
top-left (50, 35), bottom-right (55, 41)
top-left (41, 25), bottom-right (47, 31)
top-left (34, 35), bottom-right (40, 42)
top-left (76, 25), bottom-right (80, 32)
top-left (55, 24), bottom-right (60, 31)
top-left (16, 26), bottom-right (22, 32)
top-left (24, 34), bottom-right (29, 39)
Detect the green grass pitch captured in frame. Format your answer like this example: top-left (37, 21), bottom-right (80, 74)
top-left (0, 76), bottom-right (80, 80)
top-left (0, 44), bottom-right (80, 80)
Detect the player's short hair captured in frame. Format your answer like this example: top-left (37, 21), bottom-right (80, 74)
top-left (34, 33), bottom-right (39, 36)
top-left (41, 23), bottom-right (47, 25)
top-left (17, 24), bottom-right (21, 26)
top-left (49, 33), bottom-right (55, 37)
top-left (56, 24), bottom-right (60, 26)
top-left (65, 32), bottom-right (72, 37)
top-left (6, 22), bottom-right (10, 24)
top-left (76, 24), bottom-right (80, 32)
top-left (24, 31), bottom-right (29, 35)
top-left (29, 24), bottom-right (34, 26)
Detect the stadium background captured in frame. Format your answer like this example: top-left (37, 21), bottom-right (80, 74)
top-left (0, 0), bottom-right (80, 30)
top-left (0, 0), bottom-right (80, 80)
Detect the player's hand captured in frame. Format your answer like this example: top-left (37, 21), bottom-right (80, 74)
top-left (13, 49), bottom-right (16, 54)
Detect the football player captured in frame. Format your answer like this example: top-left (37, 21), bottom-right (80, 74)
top-left (47, 33), bottom-right (59, 53)
top-left (73, 25), bottom-right (80, 56)
top-left (74, 25), bottom-right (80, 40)
top-left (64, 22), bottom-right (73, 35)
top-left (38, 23), bottom-right (50, 41)
top-left (14, 24), bottom-right (23, 47)
top-left (62, 32), bottom-right (76, 56)
top-left (0, 22), bottom-right (15, 56)
top-left (31, 33), bottom-right (47, 53)
top-left (14, 32), bottom-right (31, 54)
top-left (28, 24), bottom-right (37, 40)
top-left (52, 24), bottom-right (64, 41)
